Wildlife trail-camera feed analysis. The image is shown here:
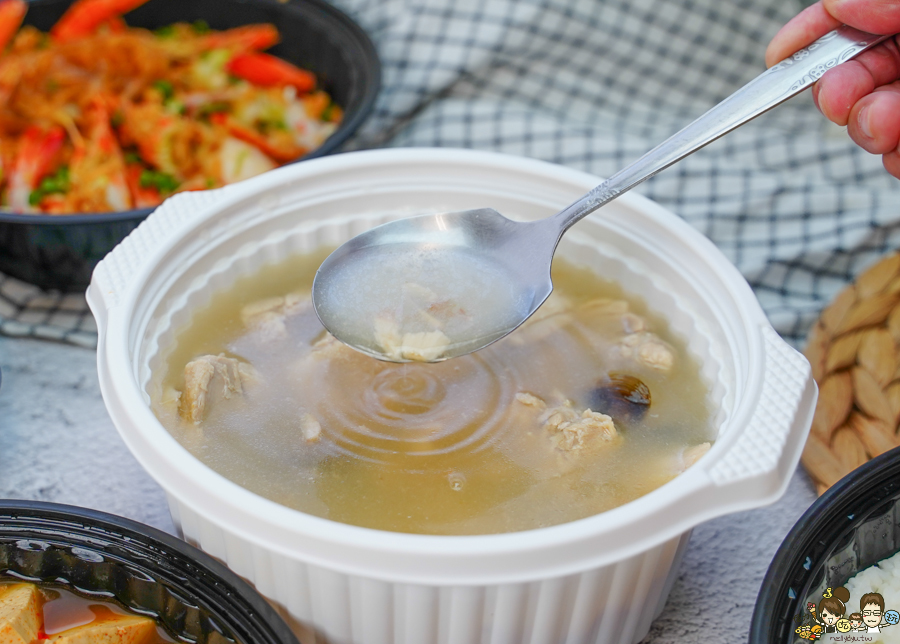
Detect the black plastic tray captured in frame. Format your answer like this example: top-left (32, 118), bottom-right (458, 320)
top-left (0, 500), bottom-right (299, 644)
top-left (750, 446), bottom-right (900, 643)
top-left (0, 0), bottom-right (380, 291)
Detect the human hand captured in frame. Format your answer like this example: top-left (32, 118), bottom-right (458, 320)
top-left (766, 0), bottom-right (900, 178)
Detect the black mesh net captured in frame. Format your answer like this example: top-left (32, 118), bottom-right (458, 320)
top-left (3, 0), bottom-right (897, 348)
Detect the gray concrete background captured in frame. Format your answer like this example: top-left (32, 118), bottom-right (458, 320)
top-left (0, 335), bottom-right (818, 643)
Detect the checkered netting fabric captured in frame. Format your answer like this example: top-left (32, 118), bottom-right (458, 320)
top-left (1, 0), bottom-right (898, 348)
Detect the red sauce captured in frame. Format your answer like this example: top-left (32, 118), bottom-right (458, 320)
top-left (1, 582), bottom-right (173, 644)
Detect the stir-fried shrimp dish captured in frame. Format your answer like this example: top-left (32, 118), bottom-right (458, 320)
top-left (0, 0), bottom-right (343, 214)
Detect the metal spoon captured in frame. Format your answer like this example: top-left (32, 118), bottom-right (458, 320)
top-left (313, 26), bottom-right (889, 363)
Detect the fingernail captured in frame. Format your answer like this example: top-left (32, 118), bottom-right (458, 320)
top-left (858, 106), bottom-right (873, 139)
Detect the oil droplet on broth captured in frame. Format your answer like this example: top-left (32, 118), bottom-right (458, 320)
top-left (448, 471), bottom-right (466, 491)
top-left (315, 244), bottom-right (534, 361)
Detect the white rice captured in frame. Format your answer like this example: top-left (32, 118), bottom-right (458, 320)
top-left (843, 550), bottom-right (900, 643)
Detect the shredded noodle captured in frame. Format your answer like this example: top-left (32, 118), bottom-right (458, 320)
top-left (0, 19), bottom-right (342, 214)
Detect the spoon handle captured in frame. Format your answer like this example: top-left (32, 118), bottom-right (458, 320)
top-left (550, 26), bottom-right (891, 233)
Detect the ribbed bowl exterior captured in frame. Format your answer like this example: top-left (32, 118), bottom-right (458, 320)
top-left (171, 498), bottom-right (689, 644)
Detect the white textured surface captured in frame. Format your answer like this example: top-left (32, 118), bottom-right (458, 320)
top-left (709, 325), bottom-right (811, 485)
top-left (91, 189), bottom-right (234, 310)
top-left (173, 500), bottom-right (686, 644)
top-left (0, 334), bottom-right (818, 642)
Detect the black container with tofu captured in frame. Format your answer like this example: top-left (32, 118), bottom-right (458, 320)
top-left (0, 501), bottom-right (300, 644)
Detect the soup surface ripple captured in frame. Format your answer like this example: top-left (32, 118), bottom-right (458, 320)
top-left (150, 250), bottom-right (714, 535)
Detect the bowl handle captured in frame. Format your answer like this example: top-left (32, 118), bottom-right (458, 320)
top-left (87, 188), bottom-right (236, 324)
top-left (707, 325), bottom-right (817, 502)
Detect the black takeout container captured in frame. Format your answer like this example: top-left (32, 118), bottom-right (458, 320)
top-left (750, 445), bottom-right (900, 643)
top-left (0, 500), bottom-right (300, 644)
top-left (0, 0), bottom-right (380, 291)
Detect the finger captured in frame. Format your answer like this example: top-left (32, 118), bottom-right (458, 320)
top-left (884, 148), bottom-right (900, 180)
top-left (814, 38), bottom-right (900, 125)
top-left (847, 86), bottom-right (900, 155)
top-left (766, 2), bottom-right (841, 67)
top-left (816, 62), bottom-right (875, 125)
top-left (823, 0), bottom-right (900, 35)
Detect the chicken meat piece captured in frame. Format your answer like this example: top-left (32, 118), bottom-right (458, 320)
top-left (300, 413), bottom-right (321, 442)
top-left (178, 354), bottom-right (257, 424)
top-left (310, 333), bottom-right (351, 359)
top-left (401, 282), bottom-right (470, 330)
top-left (619, 332), bottom-right (675, 372)
top-left (574, 298), bottom-right (658, 343)
top-left (239, 292), bottom-right (309, 342)
top-left (368, 282), bottom-right (468, 361)
top-left (373, 316), bottom-right (451, 362)
top-left (0, 584), bottom-right (41, 644)
top-left (373, 316), bottom-right (403, 357)
top-left (289, 333), bottom-right (353, 386)
top-left (49, 613), bottom-right (156, 644)
top-left (396, 331), bottom-right (451, 362)
top-left (514, 392), bottom-right (547, 409)
top-left (514, 393), bottom-right (619, 452)
top-left (544, 406), bottom-right (618, 451)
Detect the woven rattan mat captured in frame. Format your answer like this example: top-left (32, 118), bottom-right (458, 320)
top-left (804, 252), bottom-right (900, 494)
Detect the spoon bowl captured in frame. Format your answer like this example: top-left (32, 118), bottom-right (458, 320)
top-left (314, 26), bottom-right (889, 362)
top-left (313, 208), bottom-right (558, 361)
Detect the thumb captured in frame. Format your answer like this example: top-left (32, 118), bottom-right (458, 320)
top-left (824, 0), bottom-right (900, 35)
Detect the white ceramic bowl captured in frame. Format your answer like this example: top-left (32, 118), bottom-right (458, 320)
top-left (88, 149), bottom-right (816, 644)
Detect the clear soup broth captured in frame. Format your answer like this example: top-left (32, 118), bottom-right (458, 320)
top-left (150, 250), bottom-right (713, 535)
